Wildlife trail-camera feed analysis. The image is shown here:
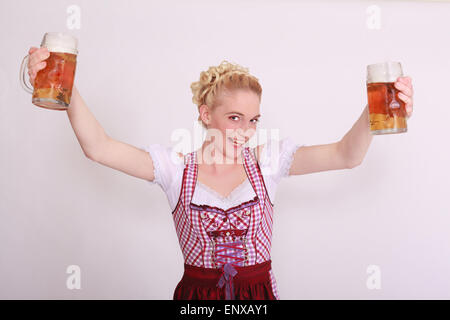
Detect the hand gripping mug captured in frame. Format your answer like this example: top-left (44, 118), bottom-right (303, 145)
top-left (366, 61), bottom-right (408, 135)
top-left (20, 32), bottom-right (78, 110)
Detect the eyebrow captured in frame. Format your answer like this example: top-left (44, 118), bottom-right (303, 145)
top-left (226, 111), bottom-right (261, 118)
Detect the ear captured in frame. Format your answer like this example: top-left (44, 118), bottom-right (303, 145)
top-left (198, 104), bottom-right (211, 125)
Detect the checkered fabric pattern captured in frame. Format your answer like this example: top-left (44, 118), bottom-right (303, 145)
top-left (171, 146), bottom-right (280, 299)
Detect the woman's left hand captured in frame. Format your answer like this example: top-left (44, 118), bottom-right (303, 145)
top-left (394, 76), bottom-right (414, 119)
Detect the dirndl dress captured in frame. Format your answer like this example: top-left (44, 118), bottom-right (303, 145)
top-left (171, 146), bottom-right (280, 300)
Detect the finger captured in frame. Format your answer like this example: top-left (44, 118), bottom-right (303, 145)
top-left (30, 61), bottom-right (47, 78)
top-left (28, 47), bottom-right (50, 67)
top-left (398, 76), bottom-right (412, 84)
top-left (398, 92), bottom-right (410, 104)
top-left (29, 47), bottom-right (50, 66)
top-left (406, 104), bottom-right (413, 118)
top-left (398, 92), bottom-right (413, 109)
top-left (394, 81), bottom-right (413, 97)
top-left (28, 61), bottom-right (47, 78)
top-left (404, 76), bottom-right (412, 85)
top-left (28, 46), bottom-right (39, 55)
top-left (27, 48), bottom-right (38, 69)
top-left (34, 61), bottom-right (47, 72)
top-left (396, 76), bottom-right (409, 87)
top-left (29, 68), bottom-right (36, 79)
top-left (397, 76), bottom-right (411, 85)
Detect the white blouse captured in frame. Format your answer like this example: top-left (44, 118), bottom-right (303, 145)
top-left (142, 137), bottom-right (305, 212)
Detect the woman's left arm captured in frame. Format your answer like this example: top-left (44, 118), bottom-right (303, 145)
top-left (288, 76), bottom-right (414, 176)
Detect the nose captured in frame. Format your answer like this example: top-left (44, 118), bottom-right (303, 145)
top-left (235, 126), bottom-right (255, 142)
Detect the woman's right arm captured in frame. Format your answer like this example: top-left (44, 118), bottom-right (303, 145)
top-left (67, 85), bottom-right (157, 181)
top-left (28, 46), bottom-right (156, 182)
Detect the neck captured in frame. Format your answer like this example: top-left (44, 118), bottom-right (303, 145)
top-left (198, 140), bottom-right (244, 167)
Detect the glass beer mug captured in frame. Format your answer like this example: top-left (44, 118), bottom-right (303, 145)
top-left (20, 32), bottom-right (78, 110)
top-left (366, 61), bottom-right (408, 134)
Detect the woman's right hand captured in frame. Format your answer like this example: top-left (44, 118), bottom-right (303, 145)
top-left (27, 46), bottom-right (50, 87)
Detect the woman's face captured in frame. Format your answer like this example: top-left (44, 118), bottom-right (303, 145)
top-left (200, 89), bottom-right (261, 162)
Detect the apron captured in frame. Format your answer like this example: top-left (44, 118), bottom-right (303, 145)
top-left (171, 145), bottom-right (280, 300)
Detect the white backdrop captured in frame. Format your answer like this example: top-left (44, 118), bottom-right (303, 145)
top-left (1, 0), bottom-right (449, 299)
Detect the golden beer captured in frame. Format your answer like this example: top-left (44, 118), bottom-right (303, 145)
top-left (366, 62), bottom-right (408, 135)
top-left (32, 51), bottom-right (77, 109)
top-left (20, 32), bottom-right (78, 110)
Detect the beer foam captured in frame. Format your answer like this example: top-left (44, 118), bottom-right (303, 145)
top-left (41, 32), bottom-right (78, 55)
top-left (366, 61), bottom-right (403, 83)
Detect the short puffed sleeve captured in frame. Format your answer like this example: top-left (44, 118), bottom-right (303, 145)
top-left (141, 143), bottom-right (184, 193)
top-left (258, 136), bottom-right (306, 184)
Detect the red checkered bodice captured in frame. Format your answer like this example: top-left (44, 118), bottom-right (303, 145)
top-left (171, 146), bottom-right (275, 269)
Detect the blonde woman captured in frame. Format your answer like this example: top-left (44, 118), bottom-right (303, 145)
top-left (26, 46), bottom-right (414, 300)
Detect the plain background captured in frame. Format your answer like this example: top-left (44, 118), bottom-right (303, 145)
top-left (1, 0), bottom-right (449, 299)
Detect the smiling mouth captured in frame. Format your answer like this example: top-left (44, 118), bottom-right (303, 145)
top-left (228, 137), bottom-right (247, 147)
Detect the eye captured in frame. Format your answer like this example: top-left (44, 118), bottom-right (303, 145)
top-left (250, 119), bottom-right (259, 124)
top-left (229, 116), bottom-right (240, 121)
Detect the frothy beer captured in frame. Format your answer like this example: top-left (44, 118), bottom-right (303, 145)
top-left (21, 32), bottom-right (78, 110)
top-left (366, 62), bottom-right (407, 135)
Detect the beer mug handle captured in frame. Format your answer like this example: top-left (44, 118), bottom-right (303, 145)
top-left (19, 54), bottom-right (34, 94)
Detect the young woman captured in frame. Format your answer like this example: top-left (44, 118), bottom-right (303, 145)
top-left (26, 47), bottom-right (414, 299)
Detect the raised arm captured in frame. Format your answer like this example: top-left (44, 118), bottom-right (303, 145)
top-left (26, 46), bottom-right (157, 181)
top-left (28, 47), bottom-right (181, 181)
top-left (287, 105), bottom-right (372, 175)
top-left (288, 140), bottom-right (353, 175)
top-left (287, 76), bottom-right (414, 176)
top-left (67, 86), bottom-right (156, 181)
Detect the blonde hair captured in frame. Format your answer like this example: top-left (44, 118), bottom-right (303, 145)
top-left (190, 60), bottom-right (262, 128)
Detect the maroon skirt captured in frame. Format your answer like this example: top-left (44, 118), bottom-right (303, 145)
top-left (173, 260), bottom-right (276, 300)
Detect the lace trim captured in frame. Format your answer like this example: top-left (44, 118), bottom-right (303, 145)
top-left (190, 195), bottom-right (259, 215)
top-left (144, 144), bottom-right (163, 186)
top-left (191, 146), bottom-right (257, 210)
top-left (279, 138), bottom-right (304, 179)
top-left (196, 178), bottom-right (250, 201)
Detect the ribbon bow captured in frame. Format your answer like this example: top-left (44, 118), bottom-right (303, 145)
top-left (217, 262), bottom-right (238, 300)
